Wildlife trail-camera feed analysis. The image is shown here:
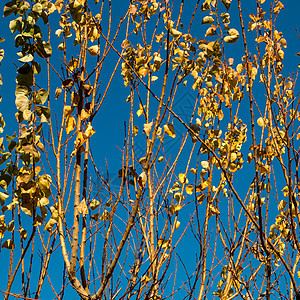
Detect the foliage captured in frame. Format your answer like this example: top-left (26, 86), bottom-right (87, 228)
top-left (0, 0), bottom-right (299, 299)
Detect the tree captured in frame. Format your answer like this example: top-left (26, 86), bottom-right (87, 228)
top-left (0, 0), bottom-right (299, 299)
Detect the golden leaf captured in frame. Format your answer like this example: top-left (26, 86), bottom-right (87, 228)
top-left (178, 173), bottom-right (188, 184)
top-left (65, 116), bottom-right (76, 134)
top-left (84, 124), bottom-right (95, 138)
top-left (186, 185), bottom-right (194, 195)
top-left (201, 161), bottom-right (209, 169)
top-left (77, 199), bottom-right (88, 215)
top-left (136, 103), bottom-right (145, 117)
top-left (164, 123), bottom-right (176, 138)
top-left (143, 122), bottom-right (153, 137)
top-left (63, 106), bottom-right (74, 118)
top-left (158, 238), bottom-right (170, 249)
top-left (174, 220), bottom-right (180, 230)
top-left (55, 87), bottom-right (62, 99)
top-left (68, 58), bottom-right (78, 73)
top-left (88, 45), bottom-right (100, 56)
top-left (138, 66), bottom-right (148, 77)
top-left (71, 91), bottom-right (79, 106)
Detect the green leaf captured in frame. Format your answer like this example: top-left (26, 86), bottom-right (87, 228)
top-left (35, 89), bottom-right (48, 104)
top-left (3, 2), bottom-right (18, 17)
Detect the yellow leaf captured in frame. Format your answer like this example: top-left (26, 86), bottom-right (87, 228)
top-left (55, 87), bottom-right (62, 99)
top-left (138, 67), bottom-right (148, 77)
top-left (158, 238), bottom-right (170, 249)
top-left (136, 103), bottom-right (145, 117)
top-left (65, 116), bottom-right (76, 134)
top-left (141, 275), bottom-right (151, 283)
top-left (68, 58), bottom-right (78, 73)
top-left (179, 173), bottom-right (188, 184)
top-left (174, 204), bottom-right (182, 212)
top-left (75, 0), bottom-right (86, 5)
top-left (71, 91), bottom-right (79, 106)
top-left (257, 117), bottom-right (267, 127)
top-left (84, 124), bottom-right (95, 138)
top-left (77, 199), bottom-right (88, 215)
top-left (143, 122), bottom-right (153, 137)
top-left (278, 200), bottom-right (287, 211)
top-left (151, 75), bottom-right (158, 82)
top-left (63, 106), bottom-right (74, 118)
top-left (158, 156), bottom-right (164, 162)
top-left (133, 126), bottom-right (138, 136)
top-left (81, 109), bottom-right (91, 121)
top-left (164, 123), bottom-right (176, 138)
top-left (201, 161), bottom-right (209, 169)
top-left (190, 168), bottom-right (197, 174)
top-left (236, 63), bottom-right (244, 73)
top-left (75, 131), bottom-right (85, 148)
top-left (186, 185), bottom-right (194, 195)
top-left (174, 220), bottom-right (180, 230)
top-left (88, 45), bottom-right (100, 56)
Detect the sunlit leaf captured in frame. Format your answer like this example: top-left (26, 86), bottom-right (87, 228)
top-left (63, 106), bottom-right (74, 118)
top-left (137, 103), bottom-right (145, 117)
top-left (77, 199), bottom-right (88, 215)
top-left (55, 87), bottom-right (62, 99)
top-left (91, 213), bottom-right (99, 221)
top-left (35, 88), bottom-right (48, 104)
top-left (143, 122), bottom-right (153, 137)
top-left (186, 185), bottom-right (194, 195)
top-left (44, 218), bottom-right (56, 232)
top-left (158, 238), bottom-right (170, 249)
top-left (202, 16), bottom-right (214, 24)
top-left (178, 173), bottom-right (188, 184)
top-left (84, 124), bottom-right (95, 138)
top-left (65, 116), bottom-right (76, 134)
top-left (164, 123), bottom-right (176, 138)
top-left (0, 192), bottom-right (9, 205)
top-left (68, 58), bottom-right (79, 73)
top-left (100, 210), bottom-right (110, 221)
top-left (174, 220), bottom-right (180, 230)
top-left (15, 95), bottom-right (30, 112)
top-left (88, 45), bottom-right (100, 56)
top-left (90, 199), bottom-right (100, 210)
